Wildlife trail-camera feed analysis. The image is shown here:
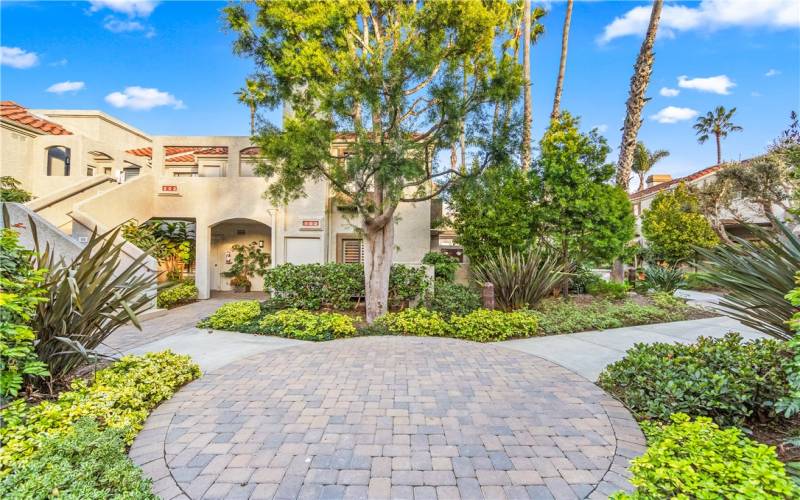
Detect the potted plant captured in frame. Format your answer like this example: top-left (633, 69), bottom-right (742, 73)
top-left (223, 241), bottom-right (270, 293)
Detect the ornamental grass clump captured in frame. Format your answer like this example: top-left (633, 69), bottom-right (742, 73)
top-left (0, 350), bottom-right (201, 473)
top-left (613, 413), bottom-right (798, 499)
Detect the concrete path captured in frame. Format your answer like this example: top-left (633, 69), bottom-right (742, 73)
top-left (130, 337), bottom-right (644, 500)
top-left (500, 315), bottom-right (766, 381)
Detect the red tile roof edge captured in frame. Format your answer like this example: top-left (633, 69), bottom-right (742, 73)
top-left (1, 101), bottom-right (72, 136)
top-left (629, 164), bottom-right (726, 201)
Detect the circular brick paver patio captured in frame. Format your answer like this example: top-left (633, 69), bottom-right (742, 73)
top-left (130, 337), bottom-right (645, 499)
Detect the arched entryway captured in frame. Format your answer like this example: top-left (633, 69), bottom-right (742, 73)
top-left (209, 218), bottom-right (272, 292)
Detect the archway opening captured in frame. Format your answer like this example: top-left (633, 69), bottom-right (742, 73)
top-left (209, 218), bottom-right (272, 292)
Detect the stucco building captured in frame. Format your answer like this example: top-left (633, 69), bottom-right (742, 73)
top-left (1, 101), bottom-right (432, 299)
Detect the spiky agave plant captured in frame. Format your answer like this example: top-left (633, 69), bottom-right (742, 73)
top-left (29, 217), bottom-right (158, 384)
top-left (471, 247), bottom-right (565, 311)
top-left (642, 266), bottom-right (686, 293)
top-left (696, 219), bottom-right (799, 340)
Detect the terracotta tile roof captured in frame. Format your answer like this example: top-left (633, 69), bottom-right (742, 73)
top-left (1, 101), bottom-right (72, 135)
top-left (162, 146), bottom-right (229, 165)
top-left (194, 146), bottom-right (228, 156)
top-left (240, 146), bottom-right (261, 156)
top-left (165, 154), bottom-right (196, 163)
top-left (629, 164), bottom-right (726, 201)
top-left (126, 147), bottom-right (153, 157)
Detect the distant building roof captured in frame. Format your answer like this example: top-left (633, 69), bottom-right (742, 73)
top-left (1, 101), bottom-right (72, 135)
top-left (126, 147), bottom-right (153, 157)
top-left (629, 164), bottom-right (726, 201)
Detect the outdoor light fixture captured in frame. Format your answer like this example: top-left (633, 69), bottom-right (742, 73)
top-left (258, 240), bottom-right (264, 248)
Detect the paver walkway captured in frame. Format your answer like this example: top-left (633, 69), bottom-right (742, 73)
top-left (130, 337), bottom-right (644, 500)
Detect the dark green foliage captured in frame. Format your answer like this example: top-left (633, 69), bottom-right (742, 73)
top-left (222, 241), bottom-right (270, 288)
top-left (471, 247), bottom-right (565, 310)
top-left (614, 413), bottom-right (798, 499)
top-left (537, 113), bottom-right (635, 266)
top-left (641, 266), bottom-right (686, 293)
top-left (425, 280), bottom-right (481, 319)
top-left (585, 280), bottom-right (630, 300)
top-left (256, 310), bottom-right (357, 341)
top-left (683, 271), bottom-right (720, 291)
top-left (0, 176), bottom-right (32, 203)
top-left (0, 419), bottom-right (156, 500)
top-left (597, 333), bottom-right (791, 427)
top-left (262, 263), bottom-right (428, 310)
top-left (534, 296), bottom-right (691, 335)
top-left (568, 265), bottom-right (602, 294)
top-left (448, 164), bottom-right (540, 262)
top-left (697, 220), bottom-right (799, 340)
top-left (421, 252), bottom-right (459, 282)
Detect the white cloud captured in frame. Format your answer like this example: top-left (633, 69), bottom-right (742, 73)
top-left (593, 124), bottom-right (609, 133)
top-left (0, 46), bottom-right (39, 69)
top-left (677, 75), bottom-right (736, 95)
top-left (103, 16), bottom-right (145, 33)
top-left (650, 106), bottom-right (699, 124)
top-left (89, 1), bottom-right (158, 17)
top-left (599, 0), bottom-right (800, 44)
top-left (659, 87), bottom-right (680, 97)
top-left (765, 68), bottom-right (781, 77)
top-left (49, 58), bottom-right (68, 67)
top-left (105, 86), bottom-right (184, 110)
top-left (46, 81), bottom-right (86, 94)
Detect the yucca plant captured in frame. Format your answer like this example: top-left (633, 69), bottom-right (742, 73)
top-left (472, 247), bottom-right (565, 311)
top-left (29, 218), bottom-right (158, 384)
top-left (696, 219), bottom-right (799, 340)
top-left (641, 266), bottom-right (686, 293)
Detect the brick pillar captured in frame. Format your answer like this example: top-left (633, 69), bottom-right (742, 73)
top-left (482, 282), bottom-right (495, 310)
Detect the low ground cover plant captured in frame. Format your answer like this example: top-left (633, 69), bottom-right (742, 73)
top-left (585, 280), bottom-right (630, 300)
top-left (0, 350), bottom-right (201, 473)
top-left (0, 419), bottom-right (156, 499)
top-left (157, 280), bottom-right (198, 309)
top-left (257, 309), bottom-right (357, 341)
top-left (448, 309), bottom-right (538, 342)
top-left (197, 300), bottom-right (261, 330)
top-left (598, 333), bottom-right (791, 427)
top-left (534, 293), bottom-right (691, 335)
top-left (376, 308), bottom-right (450, 337)
top-left (614, 413), bottom-right (798, 499)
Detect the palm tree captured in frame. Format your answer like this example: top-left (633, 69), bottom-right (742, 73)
top-left (693, 106), bottom-right (743, 164)
top-left (551, 0), bottom-right (573, 120)
top-left (616, 0), bottom-right (664, 190)
top-left (234, 78), bottom-right (267, 135)
top-left (520, 3), bottom-right (545, 171)
top-left (632, 142), bottom-right (670, 191)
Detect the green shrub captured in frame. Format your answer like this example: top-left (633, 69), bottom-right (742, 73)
top-left (197, 300), bottom-right (261, 330)
top-left (597, 333), bottom-right (791, 427)
top-left (613, 413), bottom-right (798, 499)
top-left (425, 280), bottom-right (481, 319)
top-left (156, 280), bottom-right (198, 309)
top-left (449, 309), bottom-right (538, 342)
top-left (375, 308), bottom-right (449, 337)
top-left (262, 263), bottom-right (428, 310)
top-left (777, 277), bottom-right (800, 418)
top-left (683, 271), bottom-right (719, 291)
top-left (568, 265), bottom-right (602, 294)
top-left (0, 229), bottom-right (49, 402)
top-left (534, 298), bottom-right (686, 335)
top-left (0, 419), bottom-right (156, 499)
top-left (586, 280), bottom-right (630, 300)
top-left (0, 350), bottom-right (201, 473)
top-left (257, 309), bottom-right (357, 341)
top-left (640, 266), bottom-right (685, 293)
top-left (0, 176), bottom-right (32, 203)
top-left (472, 247), bottom-right (565, 310)
top-left (422, 252), bottom-right (459, 282)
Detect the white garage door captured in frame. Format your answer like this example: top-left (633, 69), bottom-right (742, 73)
top-left (285, 237), bottom-right (322, 264)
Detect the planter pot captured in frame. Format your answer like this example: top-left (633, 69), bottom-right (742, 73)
top-left (232, 284), bottom-right (251, 293)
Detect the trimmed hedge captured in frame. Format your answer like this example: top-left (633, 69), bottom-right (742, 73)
top-left (197, 300), bottom-right (261, 330)
top-left (597, 333), bottom-right (791, 427)
top-left (257, 309), bottom-right (358, 341)
top-left (0, 350), bottom-right (201, 473)
top-left (0, 419), bottom-right (156, 499)
top-left (261, 263), bottom-right (428, 310)
top-left (156, 280), bottom-right (198, 309)
top-left (613, 413), bottom-right (798, 499)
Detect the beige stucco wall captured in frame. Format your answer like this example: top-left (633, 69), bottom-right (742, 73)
top-left (34, 110), bottom-right (151, 151)
top-left (1, 124), bottom-right (36, 192)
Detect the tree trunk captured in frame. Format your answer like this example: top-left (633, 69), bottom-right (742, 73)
top-left (521, 0), bottom-right (532, 171)
top-left (638, 171), bottom-right (646, 191)
top-left (551, 0), bottom-right (573, 120)
top-left (460, 61), bottom-right (467, 172)
top-left (715, 132), bottom-right (721, 164)
top-left (615, 0), bottom-right (663, 190)
top-left (250, 105), bottom-right (256, 135)
top-left (710, 216), bottom-right (733, 244)
top-left (363, 215), bottom-right (395, 324)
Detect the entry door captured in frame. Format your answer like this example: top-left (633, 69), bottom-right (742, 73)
top-left (285, 237), bottom-right (322, 264)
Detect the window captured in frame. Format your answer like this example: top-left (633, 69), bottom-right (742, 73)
top-left (46, 146), bottom-right (71, 176)
top-left (200, 164), bottom-right (223, 177)
top-left (103, 167), bottom-right (112, 175)
top-left (240, 160), bottom-right (260, 177)
top-left (174, 172), bottom-right (198, 177)
top-left (341, 238), bottom-right (364, 264)
top-left (86, 167), bottom-right (95, 176)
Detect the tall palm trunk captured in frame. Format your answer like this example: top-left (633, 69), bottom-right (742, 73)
top-left (249, 104), bottom-right (256, 135)
top-left (715, 132), bottom-right (721, 164)
top-left (551, 0), bottom-right (573, 120)
top-left (638, 171), bottom-right (646, 192)
top-left (521, 0), bottom-right (532, 171)
top-left (616, 0), bottom-right (663, 190)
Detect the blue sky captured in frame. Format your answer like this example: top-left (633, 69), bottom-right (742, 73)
top-left (2, 1), bottom-right (799, 188)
